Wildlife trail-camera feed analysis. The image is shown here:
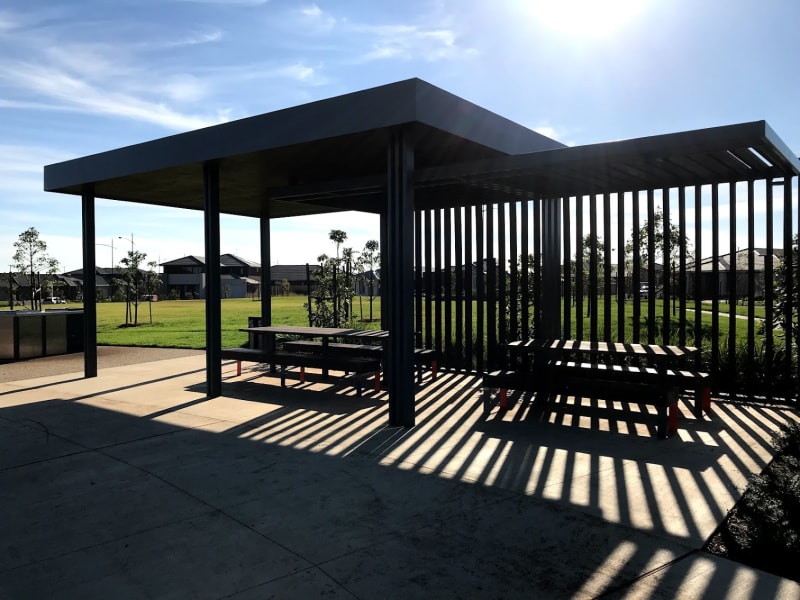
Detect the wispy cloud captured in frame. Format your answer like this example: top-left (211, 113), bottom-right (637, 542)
top-left (0, 60), bottom-right (226, 131)
top-left (0, 144), bottom-right (74, 194)
top-left (173, 0), bottom-right (268, 4)
top-left (160, 29), bottom-right (225, 48)
top-left (278, 62), bottom-right (323, 83)
top-left (351, 21), bottom-right (476, 63)
top-left (300, 4), bottom-right (337, 31)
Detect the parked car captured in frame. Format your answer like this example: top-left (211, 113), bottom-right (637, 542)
top-left (45, 296), bottom-right (67, 304)
top-left (639, 284), bottom-right (649, 299)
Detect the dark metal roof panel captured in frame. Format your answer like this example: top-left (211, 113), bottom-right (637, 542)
top-left (44, 79), bottom-right (561, 216)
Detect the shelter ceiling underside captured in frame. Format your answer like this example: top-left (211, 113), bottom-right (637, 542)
top-left (47, 120), bottom-right (800, 218)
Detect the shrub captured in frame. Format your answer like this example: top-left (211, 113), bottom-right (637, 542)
top-left (706, 421), bottom-right (800, 581)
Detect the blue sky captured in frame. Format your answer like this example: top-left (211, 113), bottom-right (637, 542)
top-left (1, 0), bottom-right (799, 272)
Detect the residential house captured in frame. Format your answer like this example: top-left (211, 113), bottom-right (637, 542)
top-left (697, 248), bottom-right (782, 300)
top-left (161, 254), bottom-right (261, 299)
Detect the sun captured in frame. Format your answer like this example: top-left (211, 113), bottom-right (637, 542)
top-left (530, 0), bottom-right (644, 38)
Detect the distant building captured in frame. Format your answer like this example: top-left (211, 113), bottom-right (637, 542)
top-left (268, 264), bottom-right (320, 296)
top-left (62, 267), bottom-right (125, 301)
top-left (698, 248), bottom-right (782, 300)
top-left (160, 254), bottom-right (261, 299)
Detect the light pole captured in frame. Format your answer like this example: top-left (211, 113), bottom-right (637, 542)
top-left (118, 233), bottom-right (135, 254)
top-left (117, 234), bottom-right (136, 324)
top-left (96, 240), bottom-right (116, 274)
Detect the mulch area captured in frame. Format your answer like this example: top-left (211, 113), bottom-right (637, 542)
top-left (0, 347), bottom-right (204, 383)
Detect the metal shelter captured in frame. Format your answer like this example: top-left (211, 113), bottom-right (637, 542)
top-left (44, 78), bottom-right (800, 424)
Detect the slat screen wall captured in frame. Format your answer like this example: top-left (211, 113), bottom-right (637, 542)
top-left (412, 176), bottom-right (798, 402)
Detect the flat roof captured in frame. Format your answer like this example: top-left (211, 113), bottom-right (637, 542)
top-left (44, 78), bottom-right (563, 218)
top-left (44, 80), bottom-right (800, 217)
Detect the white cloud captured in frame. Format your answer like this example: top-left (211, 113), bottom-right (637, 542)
top-left (301, 4), bottom-right (336, 30)
top-left (173, 0), bottom-right (268, 4)
top-left (278, 62), bottom-right (320, 83)
top-left (160, 29), bottom-right (225, 48)
top-left (160, 74), bottom-right (209, 103)
top-left (0, 61), bottom-right (226, 131)
top-left (357, 23), bottom-right (476, 63)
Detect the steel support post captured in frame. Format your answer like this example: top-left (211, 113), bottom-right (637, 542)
top-left (81, 184), bottom-right (97, 378)
top-left (540, 198), bottom-right (562, 339)
top-left (260, 202), bottom-right (272, 327)
top-left (386, 128), bottom-right (415, 427)
top-left (204, 161), bottom-right (222, 398)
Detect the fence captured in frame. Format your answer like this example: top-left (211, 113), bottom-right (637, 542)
top-left (413, 176), bottom-right (799, 403)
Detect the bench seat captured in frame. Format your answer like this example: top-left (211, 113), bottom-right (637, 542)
top-left (221, 347), bottom-right (381, 396)
top-left (282, 340), bottom-right (439, 383)
top-left (482, 359), bottom-right (712, 439)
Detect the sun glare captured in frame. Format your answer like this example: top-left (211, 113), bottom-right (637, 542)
top-left (530, 0), bottom-right (643, 38)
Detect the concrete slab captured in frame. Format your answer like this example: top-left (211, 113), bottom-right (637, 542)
top-left (1, 354), bottom-right (798, 598)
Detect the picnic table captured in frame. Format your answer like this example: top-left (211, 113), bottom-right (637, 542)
top-left (222, 325), bottom-right (382, 395)
top-left (280, 329), bottom-right (438, 383)
top-left (484, 338), bottom-right (712, 439)
top-left (508, 338), bottom-right (699, 369)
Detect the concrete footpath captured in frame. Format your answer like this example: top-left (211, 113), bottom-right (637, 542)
top-left (1, 353), bottom-right (799, 599)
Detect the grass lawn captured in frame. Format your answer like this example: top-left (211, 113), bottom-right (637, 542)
top-left (3, 295), bottom-right (768, 349)
top-left (86, 296), bottom-right (382, 349)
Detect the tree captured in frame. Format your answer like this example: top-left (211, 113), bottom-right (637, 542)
top-left (116, 249), bottom-right (147, 326)
top-left (327, 230), bottom-right (348, 324)
top-left (12, 227), bottom-right (54, 310)
top-left (142, 260), bottom-right (162, 325)
top-left (329, 229), bottom-right (347, 259)
top-left (309, 232), bottom-right (357, 328)
top-left (361, 240), bottom-right (380, 322)
top-left (43, 258), bottom-right (61, 300)
top-left (774, 235), bottom-right (799, 341)
top-left (624, 209), bottom-right (691, 290)
top-left (575, 234), bottom-right (606, 316)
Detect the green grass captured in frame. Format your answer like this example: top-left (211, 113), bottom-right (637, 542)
top-left (701, 301), bottom-right (767, 320)
top-left (89, 296), bottom-right (382, 349)
top-left (562, 298), bottom-right (754, 344)
top-left (2, 295), bottom-right (770, 350)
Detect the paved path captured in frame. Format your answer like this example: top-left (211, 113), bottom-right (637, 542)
top-left (1, 355), bottom-right (798, 598)
top-left (0, 346), bottom-right (203, 382)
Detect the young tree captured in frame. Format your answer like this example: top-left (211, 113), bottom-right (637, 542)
top-left (12, 227), bottom-right (54, 310)
top-left (116, 250), bottom-right (147, 326)
top-left (328, 230), bottom-right (347, 323)
top-left (774, 235), bottom-right (799, 341)
top-left (575, 234), bottom-right (606, 316)
top-left (624, 209), bottom-right (691, 287)
top-left (361, 239), bottom-right (380, 322)
top-left (142, 260), bottom-right (162, 325)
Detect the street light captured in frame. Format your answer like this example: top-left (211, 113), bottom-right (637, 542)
top-left (118, 233), bottom-right (135, 254)
top-left (117, 234), bottom-right (136, 323)
top-left (96, 239), bottom-right (116, 274)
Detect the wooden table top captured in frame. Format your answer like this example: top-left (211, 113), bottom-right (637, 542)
top-left (241, 325), bottom-right (358, 337)
top-left (508, 338), bottom-right (699, 359)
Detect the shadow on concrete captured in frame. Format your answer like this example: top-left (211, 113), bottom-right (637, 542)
top-left (1, 361), bottom-right (798, 598)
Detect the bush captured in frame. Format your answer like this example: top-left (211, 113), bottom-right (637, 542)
top-left (706, 421), bottom-right (800, 581)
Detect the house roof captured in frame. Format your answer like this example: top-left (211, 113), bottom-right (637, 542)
top-left (160, 255), bottom-right (206, 267)
top-left (700, 248), bottom-right (783, 271)
top-left (269, 264), bottom-right (320, 282)
top-left (161, 253), bottom-right (260, 268)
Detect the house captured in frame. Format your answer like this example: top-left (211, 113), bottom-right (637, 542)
top-left (161, 254), bottom-right (261, 299)
top-left (268, 264), bottom-right (319, 296)
top-left (1, 272), bottom-right (80, 305)
top-left (698, 248), bottom-right (782, 300)
top-left (62, 267), bottom-right (125, 301)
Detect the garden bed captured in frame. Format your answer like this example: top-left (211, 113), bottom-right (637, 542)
top-left (704, 420), bottom-right (800, 581)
